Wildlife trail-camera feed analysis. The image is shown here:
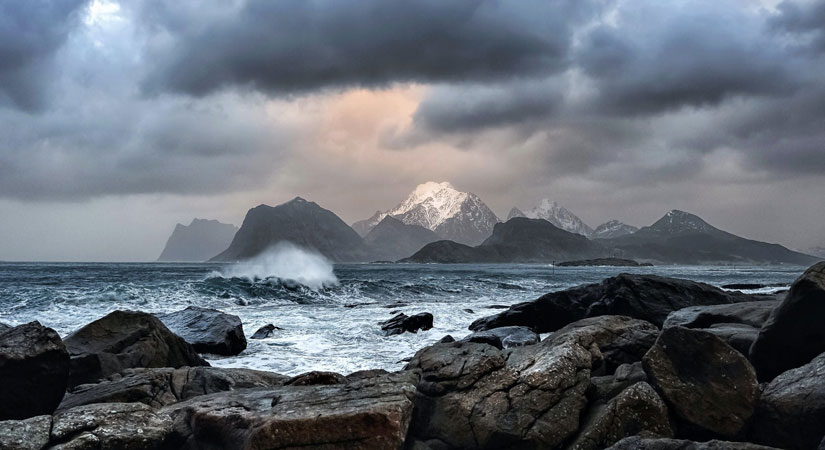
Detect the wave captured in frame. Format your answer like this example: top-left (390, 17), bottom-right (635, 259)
top-left (210, 243), bottom-right (339, 291)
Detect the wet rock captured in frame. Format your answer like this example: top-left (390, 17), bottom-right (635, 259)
top-left (606, 437), bottom-right (781, 450)
top-left (155, 306), bottom-right (247, 356)
top-left (589, 362), bottom-right (648, 404)
top-left (461, 326), bottom-right (540, 349)
top-left (701, 323), bottom-right (760, 356)
top-left (51, 402), bottom-right (173, 449)
top-left (0, 415), bottom-right (52, 450)
top-left (0, 321), bottom-right (70, 420)
top-left (250, 323), bottom-right (281, 339)
top-left (546, 315), bottom-right (659, 374)
top-left (437, 335), bottom-right (455, 343)
top-left (58, 366), bottom-right (288, 411)
top-left (750, 262), bottom-right (825, 381)
top-left (345, 369), bottom-right (389, 382)
top-left (380, 312), bottom-right (433, 336)
top-left (664, 301), bottom-right (778, 330)
top-left (164, 372), bottom-right (417, 449)
top-left (471, 273), bottom-right (759, 332)
top-left (405, 339), bottom-right (594, 449)
top-left (749, 351), bottom-right (825, 450)
top-left (568, 382), bottom-right (674, 450)
top-left (643, 326), bottom-right (759, 438)
top-left (286, 370), bottom-right (347, 386)
top-left (64, 310), bottom-right (209, 387)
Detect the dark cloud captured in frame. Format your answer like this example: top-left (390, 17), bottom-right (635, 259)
top-left (0, 0), bottom-right (89, 111)
top-left (770, 0), bottom-right (825, 51)
top-left (139, 0), bottom-right (603, 96)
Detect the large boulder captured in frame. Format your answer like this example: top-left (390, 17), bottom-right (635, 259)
top-left (545, 315), bottom-right (659, 374)
top-left (155, 306), bottom-right (247, 356)
top-left (0, 403), bottom-right (173, 450)
top-left (749, 351), bottom-right (825, 450)
top-left (0, 321), bottom-right (70, 420)
top-left (59, 366), bottom-right (288, 411)
top-left (567, 381), bottom-right (673, 450)
top-left (64, 310), bottom-right (209, 387)
top-left (589, 362), bottom-right (649, 405)
top-left (380, 312), bottom-right (433, 336)
top-left (461, 326), bottom-right (540, 349)
top-left (606, 437), bottom-right (781, 450)
top-left (163, 372), bottom-right (417, 449)
top-left (405, 339), bottom-right (595, 449)
top-left (471, 274), bottom-right (761, 332)
top-left (643, 327), bottom-right (759, 438)
top-left (664, 301), bottom-right (779, 330)
top-left (749, 262), bottom-right (825, 381)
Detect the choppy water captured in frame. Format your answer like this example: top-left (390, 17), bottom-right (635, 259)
top-left (0, 256), bottom-right (804, 376)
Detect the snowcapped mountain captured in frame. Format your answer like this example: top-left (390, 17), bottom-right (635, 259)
top-left (352, 181), bottom-right (500, 245)
top-left (509, 199), bottom-right (594, 237)
top-left (593, 220), bottom-right (638, 239)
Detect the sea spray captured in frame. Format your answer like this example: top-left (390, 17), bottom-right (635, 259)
top-left (217, 242), bottom-right (339, 290)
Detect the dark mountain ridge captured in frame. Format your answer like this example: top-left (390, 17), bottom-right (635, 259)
top-left (363, 216), bottom-right (439, 262)
top-left (157, 219), bottom-right (238, 262)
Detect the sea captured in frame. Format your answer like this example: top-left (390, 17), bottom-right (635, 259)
top-left (0, 249), bottom-right (803, 376)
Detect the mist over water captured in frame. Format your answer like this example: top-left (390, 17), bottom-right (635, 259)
top-left (0, 261), bottom-right (806, 375)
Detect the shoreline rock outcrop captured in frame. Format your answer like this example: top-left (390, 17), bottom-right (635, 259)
top-left (155, 306), bottom-right (247, 356)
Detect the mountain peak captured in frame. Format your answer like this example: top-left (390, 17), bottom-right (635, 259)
top-left (518, 199), bottom-right (593, 237)
top-left (593, 220), bottom-right (638, 239)
top-left (649, 210), bottom-right (716, 234)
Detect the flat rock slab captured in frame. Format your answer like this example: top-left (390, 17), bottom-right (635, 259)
top-left (164, 372), bottom-right (417, 450)
top-left (156, 306), bottom-right (247, 356)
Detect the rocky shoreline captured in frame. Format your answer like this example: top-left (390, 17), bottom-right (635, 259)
top-left (1, 262), bottom-right (824, 449)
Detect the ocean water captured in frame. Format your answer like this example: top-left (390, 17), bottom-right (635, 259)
top-left (0, 254), bottom-right (804, 376)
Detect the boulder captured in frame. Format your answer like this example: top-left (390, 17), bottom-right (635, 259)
top-left (155, 306), bottom-right (247, 356)
top-left (702, 323), bottom-right (760, 356)
top-left (59, 366), bottom-right (288, 411)
top-left (545, 315), bottom-right (659, 374)
top-left (589, 362), bottom-right (648, 404)
top-left (567, 382), bottom-right (674, 450)
top-left (471, 273), bottom-right (759, 332)
top-left (405, 339), bottom-right (594, 449)
top-left (0, 403), bottom-right (174, 450)
top-left (664, 301), bottom-right (778, 329)
top-left (461, 326), bottom-right (540, 349)
top-left (749, 262), bottom-right (825, 381)
top-left (250, 323), bottom-right (281, 339)
top-left (285, 371), bottom-right (347, 386)
top-left (643, 326), bottom-right (759, 438)
top-left (606, 437), bottom-right (781, 450)
top-left (0, 321), bottom-right (70, 420)
top-left (749, 351), bottom-right (825, 450)
top-left (380, 312), bottom-right (433, 336)
top-left (163, 372), bottom-right (417, 449)
top-left (64, 310), bottom-right (209, 387)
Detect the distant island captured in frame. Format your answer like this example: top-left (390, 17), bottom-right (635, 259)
top-left (557, 258), bottom-right (653, 267)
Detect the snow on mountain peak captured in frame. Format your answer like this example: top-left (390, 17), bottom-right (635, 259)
top-left (388, 181), bottom-right (471, 230)
top-left (520, 198), bottom-right (594, 237)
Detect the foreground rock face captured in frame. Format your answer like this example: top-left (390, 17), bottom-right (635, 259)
top-left (643, 327), bottom-right (759, 438)
top-left (0, 403), bottom-right (173, 450)
top-left (380, 312), bottom-right (434, 336)
top-left (0, 321), bottom-right (70, 420)
top-left (59, 366), bottom-right (288, 411)
top-left (406, 339), bottom-right (594, 449)
top-left (749, 262), bottom-right (825, 381)
top-left (606, 437), bottom-right (781, 450)
top-left (471, 274), bottom-right (760, 332)
top-left (164, 372), bottom-right (417, 449)
top-left (664, 301), bottom-right (779, 355)
top-left (750, 351), bottom-right (825, 450)
top-left (461, 326), bottom-right (540, 349)
top-left (155, 306), bottom-right (247, 356)
top-left (64, 310), bottom-right (209, 387)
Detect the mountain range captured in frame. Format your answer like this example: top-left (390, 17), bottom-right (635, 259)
top-left (507, 199), bottom-right (636, 239)
top-left (157, 219), bottom-right (238, 262)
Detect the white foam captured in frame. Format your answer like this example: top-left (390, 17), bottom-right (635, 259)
top-left (217, 242), bottom-right (339, 290)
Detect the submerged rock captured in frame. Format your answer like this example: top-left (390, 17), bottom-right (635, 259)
top-left (643, 326), bottom-right (759, 438)
top-left (749, 262), bottom-right (825, 381)
top-left (471, 273), bottom-right (759, 332)
top-left (155, 306), bottom-right (247, 356)
top-left (0, 321), bottom-right (70, 420)
top-left (64, 310), bottom-right (208, 387)
top-left (250, 323), bottom-right (281, 339)
top-left (380, 312), bottom-right (433, 336)
top-left (750, 351), bottom-right (825, 450)
top-left (164, 372), bottom-right (417, 449)
top-left (461, 326), bottom-right (540, 349)
top-left (59, 366), bottom-right (288, 411)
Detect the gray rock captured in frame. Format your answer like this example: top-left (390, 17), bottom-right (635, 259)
top-left (606, 436), bottom-right (781, 450)
top-left (750, 351), bottom-right (825, 450)
top-left (64, 310), bottom-right (209, 387)
top-left (643, 327), bottom-right (759, 438)
top-left (567, 382), bottom-right (673, 450)
top-left (155, 306), bottom-right (247, 356)
top-left (750, 262), bottom-right (825, 381)
top-left (461, 326), bottom-right (540, 349)
top-left (590, 362), bottom-right (648, 404)
top-left (285, 370), bottom-right (347, 386)
top-left (0, 415), bottom-right (52, 450)
top-left (663, 301), bottom-right (779, 330)
top-left (163, 372), bottom-right (417, 449)
top-left (405, 339), bottom-right (595, 449)
top-left (51, 402), bottom-right (173, 449)
top-left (0, 321), bottom-right (69, 420)
top-left (58, 366), bottom-right (288, 411)
top-left (250, 323), bottom-right (281, 339)
top-left (703, 323), bottom-right (760, 356)
top-left (380, 312), bottom-right (433, 336)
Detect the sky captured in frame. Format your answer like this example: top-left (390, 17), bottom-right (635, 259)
top-left (0, 0), bottom-right (824, 261)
